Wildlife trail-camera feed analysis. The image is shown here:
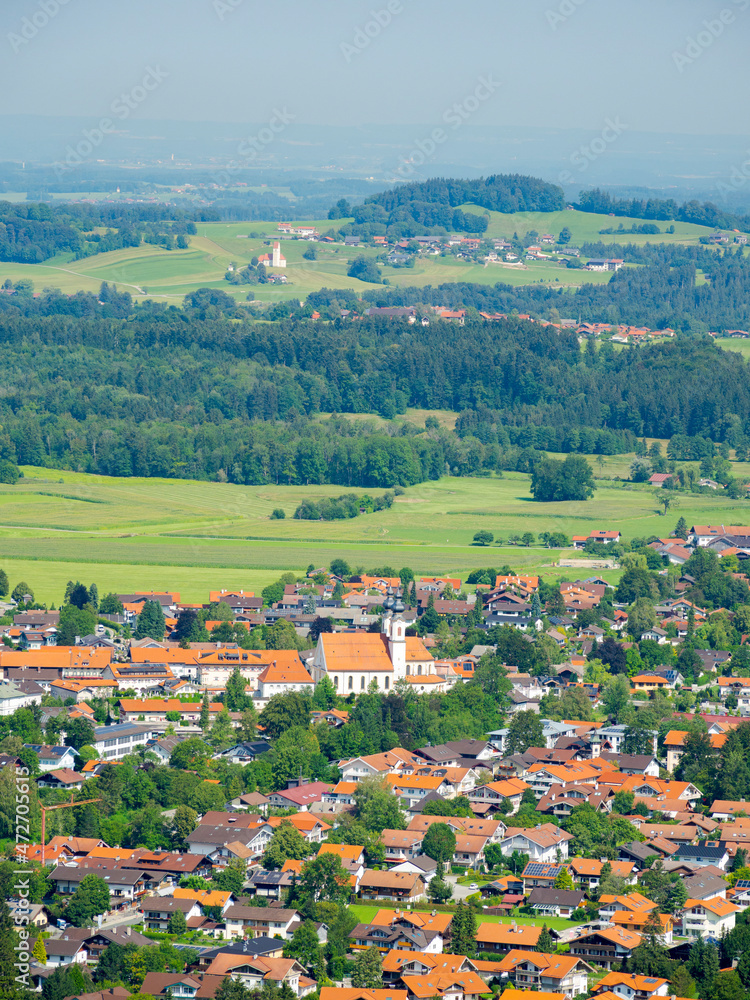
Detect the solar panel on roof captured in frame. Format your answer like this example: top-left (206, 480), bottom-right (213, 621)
top-left (735, 880), bottom-right (750, 889)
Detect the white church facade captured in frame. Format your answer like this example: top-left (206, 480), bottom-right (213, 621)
top-left (310, 611), bottom-right (434, 694)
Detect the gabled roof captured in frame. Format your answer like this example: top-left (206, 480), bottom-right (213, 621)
top-left (575, 926), bottom-right (641, 949)
top-left (684, 896), bottom-right (739, 916)
top-left (595, 973), bottom-right (668, 992)
top-left (476, 921), bottom-right (544, 946)
top-left (496, 951), bottom-right (592, 979)
top-left (258, 662), bottom-right (313, 685)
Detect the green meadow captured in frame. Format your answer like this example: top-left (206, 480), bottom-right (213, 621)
top-left (468, 206), bottom-right (725, 246)
top-left (348, 904), bottom-right (574, 930)
top-left (1, 459), bottom-right (748, 604)
top-left (0, 208), bottom-right (733, 306)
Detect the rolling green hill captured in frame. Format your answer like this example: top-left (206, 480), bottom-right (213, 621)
top-left (0, 209), bottom-right (736, 305)
top-left (2, 462), bottom-right (750, 604)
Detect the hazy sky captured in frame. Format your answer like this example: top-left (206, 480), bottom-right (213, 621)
top-left (2, 0), bottom-right (749, 135)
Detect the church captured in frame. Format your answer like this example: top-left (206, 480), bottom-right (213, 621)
top-left (310, 592), bottom-right (434, 693)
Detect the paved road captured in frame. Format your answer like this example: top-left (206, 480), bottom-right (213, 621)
top-left (446, 875), bottom-right (478, 901)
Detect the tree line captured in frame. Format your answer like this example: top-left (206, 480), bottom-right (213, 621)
top-left (2, 284), bottom-right (750, 484)
top-left (577, 187), bottom-right (750, 234)
top-left (0, 201), bottom-right (213, 263)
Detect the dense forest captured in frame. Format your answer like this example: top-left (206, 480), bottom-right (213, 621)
top-left (577, 187), bottom-right (750, 233)
top-left (0, 202), bottom-right (218, 263)
top-left (366, 175), bottom-right (565, 214)
top-left (331, 174), bottom-right (564, 240)
top-left (357, 244), bottom-right (750, 331)
top-left (0, 285), bottom-right (749, 483)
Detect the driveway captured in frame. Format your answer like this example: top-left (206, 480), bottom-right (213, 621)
top-left (446, 874), bottom-right (478, 901)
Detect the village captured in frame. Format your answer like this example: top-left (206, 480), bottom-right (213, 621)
top-left (3, 520), bottom-right (750, 1000)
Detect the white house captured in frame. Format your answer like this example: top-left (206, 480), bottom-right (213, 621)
top-left (24, 744), bottom-right (78, 772)
top-left (680, 897), bottom-right (739, 939)
top-left (0, 679), bottom-right (43, 715)
top-left (42, 937), bottom-right (88, 967)
top-left (498, 824), bottom-right (573, 862)
top-left (223, 905), bottom-right (299, 939)
top-left (257, 661), bottom-right (314, 699)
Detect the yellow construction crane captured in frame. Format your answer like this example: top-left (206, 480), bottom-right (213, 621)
top-left (40, 795), bottom-right (102, 866)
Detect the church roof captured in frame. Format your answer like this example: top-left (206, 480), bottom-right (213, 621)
top-left (320, 630), bottom-right (432, 672)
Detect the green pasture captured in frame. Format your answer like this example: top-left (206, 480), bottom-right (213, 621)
top-left (0, 462), bottom-right (748, 604)
top-left (715, 337), bottom-right (750, 358)
top-left (2, 203), bottom-right (732, 305)
top-left (462, 206), bottom-right (734, 247)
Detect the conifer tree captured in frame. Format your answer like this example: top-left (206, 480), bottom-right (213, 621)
top-left (200, 689), bottom-right (210, 729)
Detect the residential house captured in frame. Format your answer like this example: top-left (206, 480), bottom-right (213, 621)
top-left (453, 834), bottom-right (490, 868)
top-left (223, 906), bottom-right (299, 940)
top-left (709, 800), bottom-right (750, 821)
top-left (536, 783), bottom-right (612, 820)
top-left (186, 821), bottom-right (273, 860)
top-left (247, 869), bottom-right (296, 900)
top-left (527, 887), bottom-right (584, 917)
top-left (468, 778), bottom-right (529, 815)
top-left (141, 897), bottom-right (202, 931)
top-left (140, 973), bottom-right (225, 999)
top-left (0, 679), bottom-right (43, 714)
top-left (599, 753), bottom-right (659, 777)
top-left (358, 870), bottom-right (425, 903)
top-left (23, 744), bottom-right (77, 772)
top-left (381, 830), bottom-right (425, 864)
top-left (339, 748), bottom-right (424, 783)
top-left (591, 972), bottom-right (669, 999)
top-left (68, 925), bottom-right (152, 962)
top-left (569, 927), bottom-right (642, 970)
top-left (265, 780), bottom-right (334, 813)
top-left (673, 845), bottom-right (729, 870)
top-left (42, 936), bottom-right (89, 967)
top-left (202, 955), bottom-right (307, 995)
top-left (496, 951), bottom-right (593, 996)
top-left (500, 826), bottom-right (573, 863)
top-left (266, 813), bottom-right (331, 844)
top-left (257, 661), bottom-right (314, 700)
top-left (597, 893), bottom-right (657, 922)
top-left (390, 856), bottom-right (438, 884)
top-left (475, 921), bottom-right (552, 954)
top-left (569, 858), bottom-right (635, 889)
top-left (36, 768), bottom-right (85, 791)
top-left (349, 920), bottom-right (444, 955)
top-left (664, 728), bottom-right (727, 773)
top-left (682, 873), bottom-right (728, 901)
top-left (50, 863), bottom-right (150, 909)
top-left (610, 911), bottom-right (673, 943)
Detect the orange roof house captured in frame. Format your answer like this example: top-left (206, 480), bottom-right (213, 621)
top-left (258, 662), bottom-right (314, 686)
top-left (370, 908), bottom-right (453, 935)
top-left (267, 814), bottom-right (332, 836)
top-left (476, 921), bottom-right (546, 952)
top-left (594, 973), bottom-right (669, 996)
top-left (405, 972), bottom-right (489, 999)
top-left (318, 843), bottom-right (365, 863)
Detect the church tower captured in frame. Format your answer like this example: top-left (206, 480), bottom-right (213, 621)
top-left (382, 588), bottom-right (407, 679)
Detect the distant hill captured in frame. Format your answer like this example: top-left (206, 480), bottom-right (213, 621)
top-left (329, 174), bottom-right (565, 238)
top-left (367, 174), bottom-right (565, 214)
